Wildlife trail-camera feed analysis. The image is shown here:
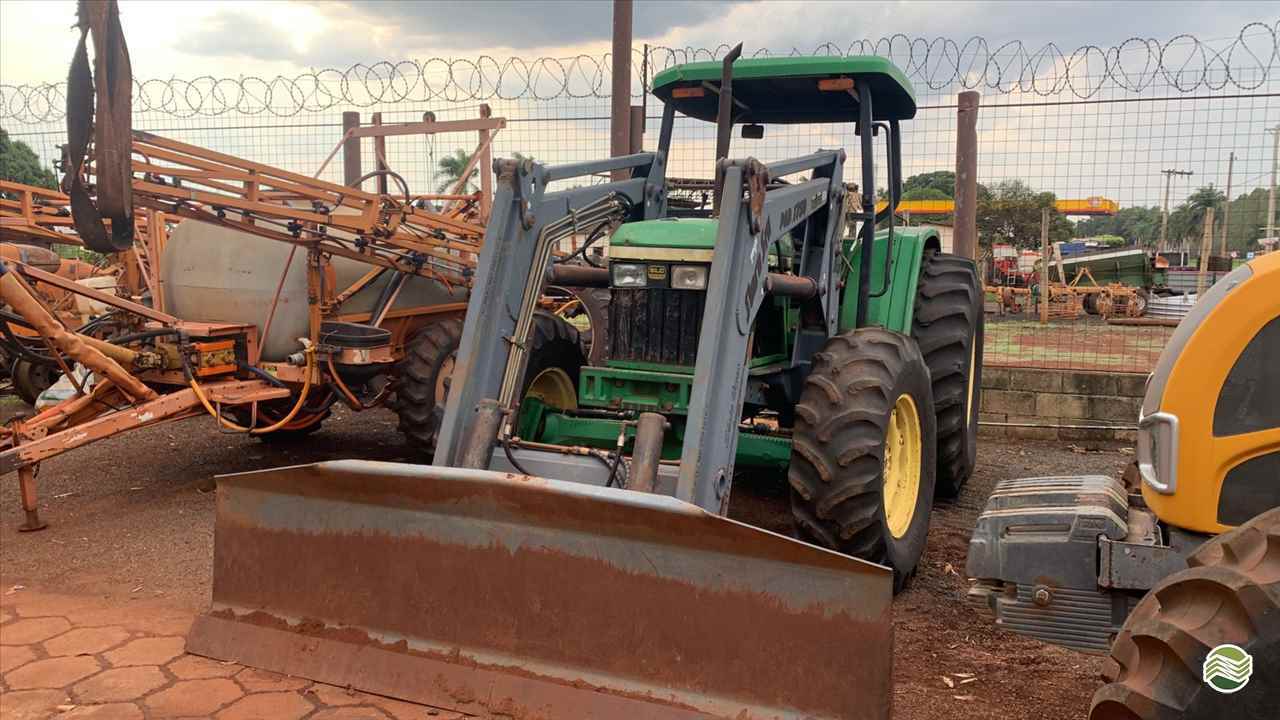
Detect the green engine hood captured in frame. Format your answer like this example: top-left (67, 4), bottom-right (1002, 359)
top-left (609, 218), bottom-right (717, 261)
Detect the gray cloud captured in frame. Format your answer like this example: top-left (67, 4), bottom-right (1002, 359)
top-left (667, 2), bottom-right (1277, 56)
top-left (179, 9), bottom-right (386, 67)
top-left (329, 0), bottom-right (754, 50)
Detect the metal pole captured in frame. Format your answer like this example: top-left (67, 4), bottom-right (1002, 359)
top-left (1267, 126), bottom-right (1280, 237)
top-left (953, 91), bottom-right (980, 259)
top-left (342, 111), bottom-right (361, 188)
top-left (1039, 207), bottom-right (1049, 325)
top-left (610, 0), bottom-right (633, 180)
top-left (1220, 151), bottom-right (1233, 256)
top-left (630, 412), bottom-right (668, 494)
top-left (1159, 169), bottom-right (1192, 254)
top-left (1197, 207), bottom-right (1215, 295)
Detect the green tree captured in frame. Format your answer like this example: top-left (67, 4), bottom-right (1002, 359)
top-left (0, 128), bottom-right (57, 190)
top-left (1075, 206), bottom-right (1162, 247)
top-left (1168, 184), bottom-right (1227, 248)
top-left (435, 149), bottom-right (475, 193)
top-left (902, 170), bottom-right (956, 198)
top-left (975, 179), bottom-right (1071, 249)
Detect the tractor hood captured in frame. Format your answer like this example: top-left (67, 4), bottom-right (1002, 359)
top-left (609, 218), bottom-right (716, 262)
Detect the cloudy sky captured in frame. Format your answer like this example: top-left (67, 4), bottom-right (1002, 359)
top-left (1, 0), bottom-right (1276, 85)
top-left (0, 1), bottom-right (1275, 221)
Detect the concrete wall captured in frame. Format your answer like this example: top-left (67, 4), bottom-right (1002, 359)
top-left (979, 367), bottom-right (1145, 442)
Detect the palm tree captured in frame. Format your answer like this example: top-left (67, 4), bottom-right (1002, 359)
top-left (1170, 185), bottom-right (1226, 246)
top-left (436, 149), bottom-right (475, 193)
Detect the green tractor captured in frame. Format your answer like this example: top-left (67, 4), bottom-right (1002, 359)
top-left (190, 48), bottom-right (986, 716)
top-left (502, 48), bottom-right (984, 587)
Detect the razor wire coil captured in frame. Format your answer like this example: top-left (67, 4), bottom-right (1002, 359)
top-left (1, 21), bottom-right (1276, 123)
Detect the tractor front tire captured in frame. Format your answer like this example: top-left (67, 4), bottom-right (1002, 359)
top-left (393, 311), bottom-right (585, 455)
top-left (789, 327), bottom-right (937, 593)
top-left (393, 317), bottom-right (464, 454)
top-left (1090, 507), bottom-right (1280, 720)
top-left (911, 250), bottom-right (983, 498)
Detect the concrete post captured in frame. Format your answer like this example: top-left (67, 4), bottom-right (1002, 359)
top-left (1197, 207), bottom-right (1215, 295)
top-left (629, 105), bottom-right (645, 154)
top-left (1220, 151), bottom-right (1233, 256)
top-left (953, 91), bottom-right (980, 259)
top-left (371, 112), bottom-right (388, 195)
top-left (341, 111), bottom-right (361, 188)
top-left (479, 104), bottom-right (493, 220)
top-left (1039, 207), bottom-right (1050, 325)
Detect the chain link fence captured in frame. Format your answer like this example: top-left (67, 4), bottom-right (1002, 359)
top-left (2, 22), bottom-right (1277, 374)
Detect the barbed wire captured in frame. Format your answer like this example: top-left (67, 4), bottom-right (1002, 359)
top-left (1, 21), bottom-right (1276, 123)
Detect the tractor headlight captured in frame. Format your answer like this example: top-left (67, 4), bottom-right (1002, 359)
top-left (611, 263), bottom-right (647, 288)
top-left (671, 264), bottom-right (708, 290)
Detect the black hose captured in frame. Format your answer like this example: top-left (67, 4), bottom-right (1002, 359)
top-left (553, 220), bottom-right (612, 267)
top-left (502, 435), bottom-right (534, 476)
top-left (105, 328), bottom-right (181, 345)
top-left (0, 315), bottom-right (56, 365)
top-left (239, 363), bottom-right (287, 388)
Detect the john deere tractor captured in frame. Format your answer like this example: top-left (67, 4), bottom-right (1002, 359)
top-left (190, 49), bottom-right (983, 717)
top-left (498, 48), bottom-right (985, 587)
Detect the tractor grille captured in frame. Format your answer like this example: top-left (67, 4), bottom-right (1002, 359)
top-left (608, 288), bottom-right (705, 366)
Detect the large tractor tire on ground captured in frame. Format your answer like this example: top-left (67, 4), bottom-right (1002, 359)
top-left (11, 358), bottom-right (58, 406)
top-left (229, 391), bottom-right (333, 441)
top-left (394, 311), bottom-right (585, 454)
top-left (911, 250), bottom-right (983, 498)
top-left (1091, 507), bottom-right (1280, 720)
top-left (789, 327), bottom-right (937, 593)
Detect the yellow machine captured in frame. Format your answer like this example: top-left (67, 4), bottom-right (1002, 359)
top-left (967, 251), bottom-right (1280, 719)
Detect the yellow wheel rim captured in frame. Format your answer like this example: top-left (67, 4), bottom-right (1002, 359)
top-left (883, 393), bottom-right (922, 539)
top-left (524, 368), bottom-right (578, 410)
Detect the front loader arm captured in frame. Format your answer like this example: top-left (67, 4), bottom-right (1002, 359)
top-left (677, 152), bottom-right (848, 513)
top-left (434, 152), bottom-right (667, 468)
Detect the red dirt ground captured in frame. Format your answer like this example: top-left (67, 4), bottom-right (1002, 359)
top-left (0, 405), bottom-right (1130, 719)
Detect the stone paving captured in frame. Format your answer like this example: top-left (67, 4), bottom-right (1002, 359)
top-left (0, 590), bottom-right (466, 719)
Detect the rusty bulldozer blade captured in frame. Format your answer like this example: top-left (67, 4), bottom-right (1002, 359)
top-left (186, 460), bottom-right (893, 719)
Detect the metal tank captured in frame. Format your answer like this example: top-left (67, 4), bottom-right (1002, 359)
top-left (161, 221), bottom-right (465, 361)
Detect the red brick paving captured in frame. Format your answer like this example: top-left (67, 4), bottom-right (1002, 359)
top-left (0, 589), bottom-right (468, 719)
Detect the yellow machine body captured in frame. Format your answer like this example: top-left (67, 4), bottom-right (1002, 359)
top-left (1138, 251), bottom-right (1280, 534)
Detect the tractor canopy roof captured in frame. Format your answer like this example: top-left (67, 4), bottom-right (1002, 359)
top-left (651, 55), bottom-right (916, 124)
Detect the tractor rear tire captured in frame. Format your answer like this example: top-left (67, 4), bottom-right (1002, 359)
top-left (1090, 507), bottom-right (1280, 720)
top-left (789, 327), bottom-right (937, 593)
top-left (911, 250), bottom-right (983, 498)
top-left (393, 317), bottom-right (465, 454)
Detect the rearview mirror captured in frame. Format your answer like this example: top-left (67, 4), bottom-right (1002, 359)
top-left (741, 124), bottom-right (764, 139)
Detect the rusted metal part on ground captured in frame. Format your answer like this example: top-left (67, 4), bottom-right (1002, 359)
top-left (188, 460), bottom-right (894, 720)
top-left (0, 379), bottom-right (284, 475)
